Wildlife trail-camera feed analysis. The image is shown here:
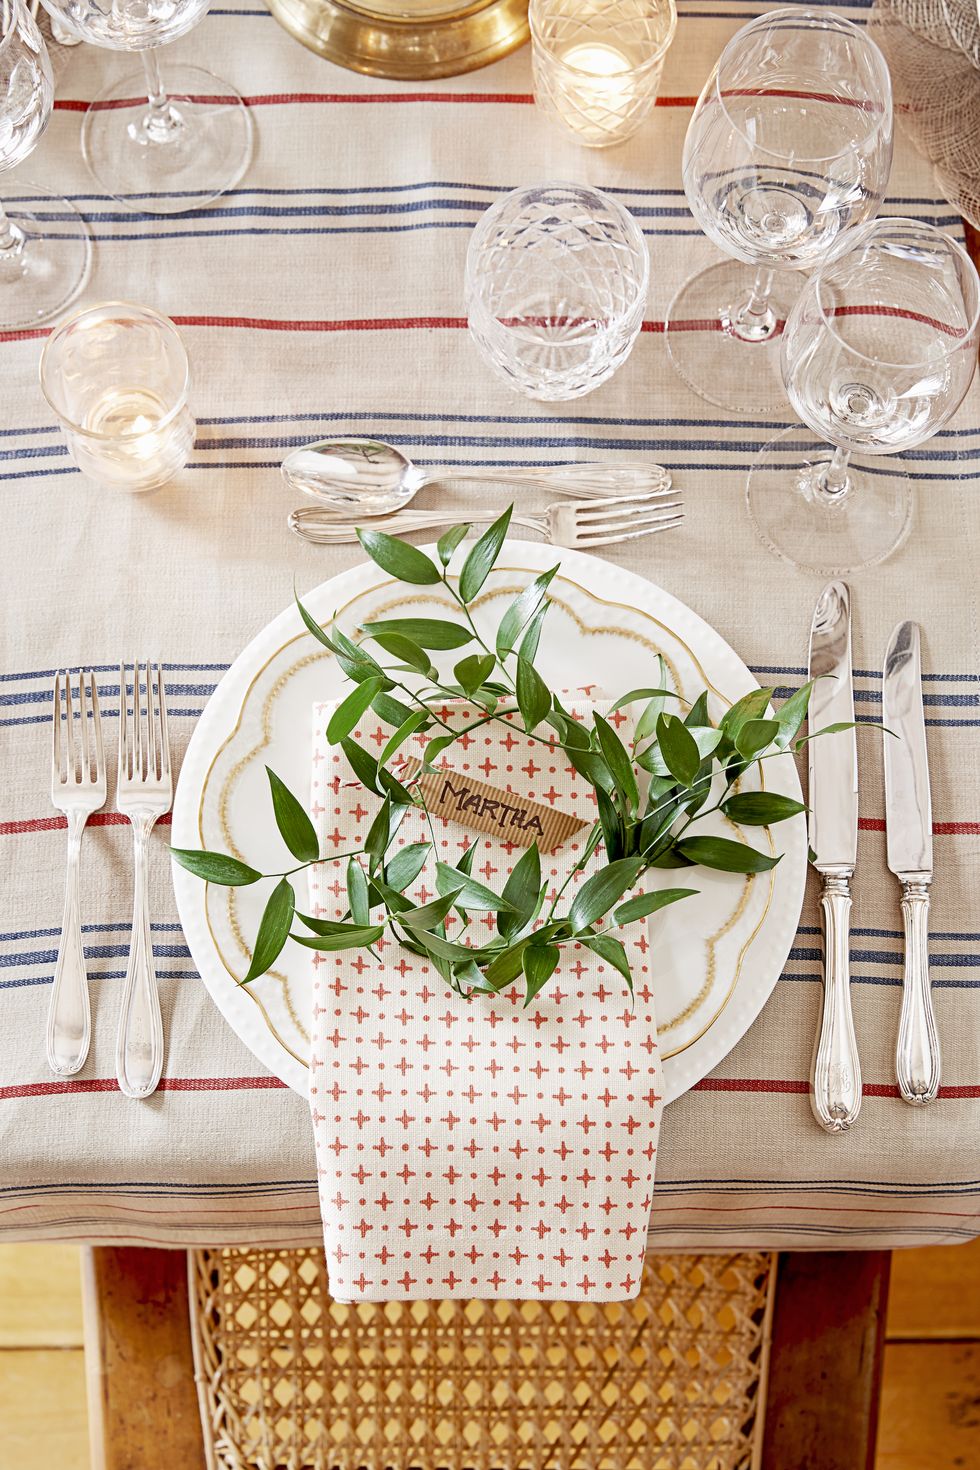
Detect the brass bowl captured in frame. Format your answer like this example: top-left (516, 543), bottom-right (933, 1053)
top-left (267, 0), bottom-right (530, 79)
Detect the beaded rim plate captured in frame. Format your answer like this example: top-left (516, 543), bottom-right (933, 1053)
top-left (171, 543), bottom-right (806, 1103)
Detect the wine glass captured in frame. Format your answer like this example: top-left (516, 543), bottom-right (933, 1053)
top-left (0, 0), bottom-right (90, 329)
top-left (746, 218), bottom-right (980, 575)
top-left (665, 7), bottom-right (894, 416)
top-left (39, 0), bottom-right (253, 216)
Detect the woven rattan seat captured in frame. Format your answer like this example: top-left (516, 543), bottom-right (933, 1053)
top-left (188, 1247), bottom-right (775, 1470)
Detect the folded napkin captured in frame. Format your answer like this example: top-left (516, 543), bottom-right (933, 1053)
top-left (308, 693), bottom-right (661, 1302)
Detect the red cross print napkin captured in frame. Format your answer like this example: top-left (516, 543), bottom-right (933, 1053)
top-left (308, 693), bottom-right (662, 1303)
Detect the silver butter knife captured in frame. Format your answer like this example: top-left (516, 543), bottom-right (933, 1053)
top-left (807, 582), bottom-right (862, 1133)
top-left (883, 621), bottom-right (940, 1105)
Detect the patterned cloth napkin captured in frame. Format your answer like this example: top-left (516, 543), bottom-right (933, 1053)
top-left (308, 694), bottom-right (662, 1302)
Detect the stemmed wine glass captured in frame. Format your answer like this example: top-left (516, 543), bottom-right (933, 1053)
top-left (0, 0), bottom-right (90, 329)
top-left (39, 0), bottom-right (253, 216)
top-left (665, 7), bottom-right (894, 416)
top-left (746, 218), bottom-right (980, 574)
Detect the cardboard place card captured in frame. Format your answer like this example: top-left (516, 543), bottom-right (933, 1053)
top-left (400, 758), bottom-right (588, 853)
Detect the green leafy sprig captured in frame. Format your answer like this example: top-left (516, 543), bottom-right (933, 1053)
top-left (173, 508), bottom-right (831, 1008)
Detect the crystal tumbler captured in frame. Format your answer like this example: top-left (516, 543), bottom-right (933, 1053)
top-left (530, 0), bottom-right (676, 147)
top-left (40, 303), bottom-right (197, 493)
top-left (465, 182), bottom-right (649, 401)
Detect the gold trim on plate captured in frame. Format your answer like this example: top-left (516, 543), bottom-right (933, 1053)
top-left (196, 567), bottom-right (778, 1070)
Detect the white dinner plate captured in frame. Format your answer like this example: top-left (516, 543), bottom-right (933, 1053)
top-left (172, 542), bottom-right (806, 1103)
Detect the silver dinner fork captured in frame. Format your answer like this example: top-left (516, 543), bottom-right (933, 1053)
top-left (288, 490), bottom-right (685, 548)
top-left (47, 671), bottom-right (106, 1076)
top-left (116, 663), bottom-right (172, 1099)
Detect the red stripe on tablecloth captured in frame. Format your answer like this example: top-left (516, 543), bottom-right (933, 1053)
top-left (694, 1079), bottom-right (980, 1099)
top-left (0, 812), bottom-right (172, 835)
top-left (3, 1076), bottom-right (979, 1103)
top-left (53, 92), bottom-right (702, 112)
top-left (859, 818), bottom-right (980, 835)
top-left (3, 812), bottom-right (974, 838)
top-left (0, 1076), bottom-right (287, 1101)
top-left (1, 305), bottom-right (965, 346)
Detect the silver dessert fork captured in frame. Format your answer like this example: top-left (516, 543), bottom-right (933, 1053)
top-left (47, 670), bottom-right (106, 1076)
top-left (289, 490), bottom-right (685, 548)
top-left (116, 663), bottom-right (172, 1099)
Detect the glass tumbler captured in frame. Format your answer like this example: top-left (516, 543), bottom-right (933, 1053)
top-left (0, 0), bottom-right (90, 330)
top-left (465, 182), bottom-right (649, 401)
top-left (666, 6), bottom-right (893, 416)
top-left (530, 0), bottom-right (676, 148)
top-left (746, 218), bottom-right (980, 574)
top-left (40, 302), bottom-right (197, 493)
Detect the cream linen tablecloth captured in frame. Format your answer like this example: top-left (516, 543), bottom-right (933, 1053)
top-left (1, 4), bottom-right (978, 1250)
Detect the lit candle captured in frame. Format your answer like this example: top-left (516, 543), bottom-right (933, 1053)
top-left (556, 42), bottom-right (638, 145)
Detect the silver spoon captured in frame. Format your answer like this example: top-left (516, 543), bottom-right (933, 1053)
top-left (281, 436), bottom-right (672, 516)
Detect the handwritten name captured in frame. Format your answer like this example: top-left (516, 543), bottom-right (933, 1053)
top-left (439, 776), bottom-right (545, 838)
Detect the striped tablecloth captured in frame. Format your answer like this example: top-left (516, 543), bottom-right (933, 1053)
top-left (1, 1), bottom-right (978, 1251)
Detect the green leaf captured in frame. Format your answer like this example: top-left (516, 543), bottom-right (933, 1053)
top-left (582, 933), bottom-right (634, 993)
top-left (721, 688), bottom-right (773, 743)
top-left (614, 887), bottom-right (698, 925)
top-left (369, 631), bottom-right (434, 675)
top-left (377, 709), bottom-right (428, 769)
top-left (265, 767), bottom-right (319, 864)
top-left (296, 913), bottom-right (367, 936)
top-left (484, 938), bottom-right (532, 989)
top-left (357, 527), bottom-right (441, 585)
top-left (686, 726), bottom-right (724, 760)
top-left (293, 925), bottom-right (385, 952)
top-left (346, 858), bottom-right (371, 925)
top-left (656, 713), bottom-right (700, 788)
top-left (458, 506), bottom-right (513, 603)
top-left (294, 591), bottom-right (335, 651)
top-left (385, 841), bottom-right (431, 892)
top-left (735, 718), bottom-right (780, 760)
top-left (568, 857), bottom-right (643, 934)
top-left (435, 861), bottom-right (514, 912)
top-left (372, 691), bottom-right (416, 728)
top-left (326, 677), bottom-right (386, 745)
top-left (361, 617), bottom-right (473, 651)
top-left (437, 523), bottom-right (471, 567)
top-left (522, 943), bottom-right (560, 1007)
top-left (647, 849), bottom-right (696, 868)
top-left (722, 792), bottom-right (807, 826)
top-left (518, 606), bottom-right (549, 664)
top-left (563, 741), bottom-right (616, 796)
top-left (170, 849), bottom-right (262, 886)
top-left (595, 783), bottom-right (623, 862)
top-left (685, 691), bottom-right (711, 728)
top-left (242, 878), bottom-right (295, 984)
top-left (496, 566), bottom-right (559, 657)
top-left (454, 653), bottom-right (496, 696)
top-left (400, 891), bottom-right (463, 931)
top-left (364, 799), bottom-right (392, 874)
top-left (634, 657), bottom-right (671, 743)
top-left (793, 721), bottom-right (860, 749)
top-left (408, 929), bottom-right (483, 963)
top-left (340, 737), bottom-right (381, 795)
top-left (454, 957), bottom-right (490, 993)
top-left (610, 685), bottom-right (676, 714)
top-left (773, 681), bottom-right (813, 749)
top-left (330, 626), bottom-right (385, 683)
top-left (499, 842), bottom-right (541, 940)
top-left (378, 767), bottom-right (416, 806)
top-left (422, 732), bottom-right (456, 768)
top-left (516, 657), bottom-right (551, 732)
top-left (594, 715), bottom-right (639, 813)
top-left (676, 836), bottom-right (780, 874)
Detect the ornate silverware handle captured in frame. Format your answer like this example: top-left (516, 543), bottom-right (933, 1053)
top-left (115, 817), bottom-right (164, 1099)
top-left (425, 463), bottom-right (672, 498)
top-left (896, 880), bottom-right (940, 1105)
top-left (811, 874), bottom-right (862, 1133)
top-left (46, 809), bottom-right (91, 1076)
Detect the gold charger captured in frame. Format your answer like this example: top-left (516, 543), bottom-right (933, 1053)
top-left (267, 0), bottom-right (530, 79)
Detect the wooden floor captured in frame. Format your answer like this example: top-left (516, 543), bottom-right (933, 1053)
top-left (0, 1241), bottom-right (978, 1466)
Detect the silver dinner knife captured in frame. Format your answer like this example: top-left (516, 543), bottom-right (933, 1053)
top-left (883, 621), bottom-right (940, 1105)
top-left (807, 582), bottom-right (862, 1133)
